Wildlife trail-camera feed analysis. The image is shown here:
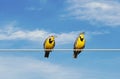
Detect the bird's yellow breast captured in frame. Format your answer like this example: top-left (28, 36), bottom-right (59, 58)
top-left (75, 38), bottom-right (85, 49)
top-left (44, 40), bottom-right (55, 49)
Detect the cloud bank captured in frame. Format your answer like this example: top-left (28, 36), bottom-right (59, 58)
top-left (65, 0), bottom-right (120, 26)
top-left (0, 56), bottom-right (119, 79)
top-left (0, 25), bottom-right (109, 45)
top-left (0, 56), bottom-right (81, 79)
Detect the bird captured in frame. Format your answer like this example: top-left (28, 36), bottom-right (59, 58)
top-left (43, 35), bottom-right (55, 58)
top-left (73, 32), bottom-right (86, 58)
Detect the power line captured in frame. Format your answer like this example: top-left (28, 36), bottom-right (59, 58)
top-left (0, 49), bottom-right (119, 52)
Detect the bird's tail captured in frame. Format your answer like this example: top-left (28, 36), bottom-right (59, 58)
top-left (73, 51), bottom-right (81, 58)
top-left (44, 51), bottom-right (50, 58)
top-left (73, 52), bottom-right (78, 58)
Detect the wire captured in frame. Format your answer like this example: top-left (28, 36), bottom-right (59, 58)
top-left (0, 49), bottom-right (119, 52)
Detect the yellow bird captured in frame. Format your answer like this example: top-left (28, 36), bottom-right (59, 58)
top-left (73, 32), bottom-right (86, 58)
top-left (43, 36), bottom-right (55, 58)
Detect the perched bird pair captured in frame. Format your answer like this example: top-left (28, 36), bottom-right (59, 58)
top-left (43, 32), bottom-right (86, 58)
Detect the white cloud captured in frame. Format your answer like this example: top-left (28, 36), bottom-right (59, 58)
top-left (0, 56), bottom-right (81, 79)
top-left (86, 30), bottom-right (110, 35)
top-left (65, 0), bottom-right (120, 26)
top-left (55, 31), bottom-right (79, 44)
top-left (0, 26), bottom-right (109, 45)
top-left (0, 22), bottom-right (110, 46)
top-left (0, 56), bottom-right (119, 79)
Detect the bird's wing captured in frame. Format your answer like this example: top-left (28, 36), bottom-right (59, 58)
top-left (74, 37), bottom-right (78, 49)
top-left (43, 38), bottom-right (48, 49)
top-left (53, 41), bottom-right (55, 48)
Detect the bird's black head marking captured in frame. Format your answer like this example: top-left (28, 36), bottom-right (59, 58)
top-left (80, 36), bottom-right (84, 41)
top-left (49, 38), bottom-right (53, 43)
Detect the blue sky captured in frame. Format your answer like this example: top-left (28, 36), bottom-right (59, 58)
top-left (0, 0), bottom-right (120, 79)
